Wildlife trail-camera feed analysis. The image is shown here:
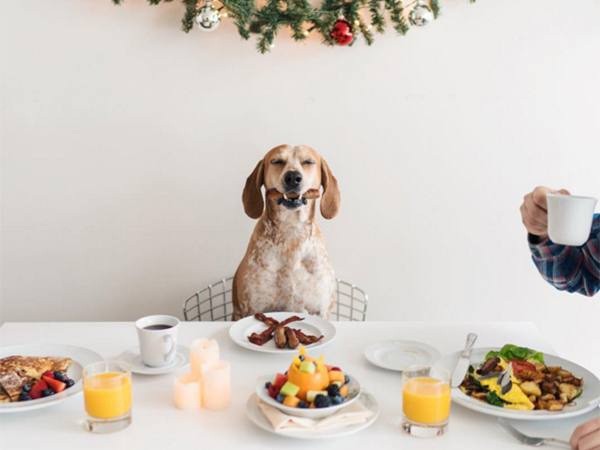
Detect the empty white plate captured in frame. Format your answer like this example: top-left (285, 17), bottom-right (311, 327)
top-left (117, 345), bottom-right (189, 375)
top-left (364, 340), bottom-right (441, 372)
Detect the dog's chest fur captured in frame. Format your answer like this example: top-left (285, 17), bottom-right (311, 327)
top-left (242, 210), bottom-right (335, 317)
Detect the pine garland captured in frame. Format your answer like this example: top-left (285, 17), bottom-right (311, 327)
top-left (112, 0), bottom-right (473, 54)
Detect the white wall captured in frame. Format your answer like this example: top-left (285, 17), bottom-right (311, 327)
top-left (2, 0), bottom-right (600, 354)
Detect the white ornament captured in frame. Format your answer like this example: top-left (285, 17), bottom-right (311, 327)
top-left (195, 3), bottom-right (221, 32)
top-left (409, 1), bottom-right (434, 27)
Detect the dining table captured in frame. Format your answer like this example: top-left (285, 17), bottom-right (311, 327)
top-left (1, 320), bottom-right (598, 450)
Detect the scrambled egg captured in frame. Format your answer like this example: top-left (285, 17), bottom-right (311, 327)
top-left (479, 377), bottom-right (534, 410)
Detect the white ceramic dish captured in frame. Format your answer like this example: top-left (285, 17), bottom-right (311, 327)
top-left (229, 312), bottom-right (336, 354)
top-left (438, 347), bottom-right (600, 421)
top-left (364, 340), bottom-right (441, 372)
top-left (246, 391), bottom-right (379, 439)
top-left (255, 374), bottom-right (361, 419)
top-left (0, 344), bottom-right (103, 413)
top-left (117, 345), bottom-right (189, 375)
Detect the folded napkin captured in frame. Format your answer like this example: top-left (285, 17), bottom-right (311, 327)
top-left (257, 396), bottom-right (373, 432)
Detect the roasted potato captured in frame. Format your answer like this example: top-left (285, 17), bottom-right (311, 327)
top-left (559, 383), bottom-right (580, 401)
top-left (520, 381), bottom-right (542, 397)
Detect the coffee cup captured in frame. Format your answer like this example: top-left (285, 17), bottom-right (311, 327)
top-left (135, 315), bottom-right (180, 367)
top-left (547, 193), bottom-right (597, 246)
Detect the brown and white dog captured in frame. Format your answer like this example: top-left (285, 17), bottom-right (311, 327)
top-left (232, 145), bottom-right (340, 320)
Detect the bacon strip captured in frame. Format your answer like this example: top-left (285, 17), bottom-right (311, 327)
top-left (291, 328), bottom-right (323, 345)
top-left (248, 325), bottom-right (276, 345)
top-left (254, 313), bottom-right (279, 327)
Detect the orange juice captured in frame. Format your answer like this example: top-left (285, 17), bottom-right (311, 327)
top-left (402, 377), bottom-right (451, 424)
top-left (84, 372), bottom-right (132, 419)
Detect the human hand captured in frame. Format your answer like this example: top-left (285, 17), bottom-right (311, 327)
top-left (570, 417), bottom-right (600, 449)
top-left (520, 186), bottom-right (570, 238)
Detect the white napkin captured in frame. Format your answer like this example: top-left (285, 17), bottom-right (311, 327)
top-left (257, 397), bottom-right (373, 432)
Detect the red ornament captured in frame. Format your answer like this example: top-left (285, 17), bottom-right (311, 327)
top-left (330, 19), bottom-right (354, 46)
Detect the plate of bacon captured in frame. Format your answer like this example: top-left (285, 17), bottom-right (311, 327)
top-left (229, 312), bottom-right (336, 354)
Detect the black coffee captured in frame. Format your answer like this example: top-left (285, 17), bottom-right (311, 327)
top-left (144, 324), bottom-right (172, 330)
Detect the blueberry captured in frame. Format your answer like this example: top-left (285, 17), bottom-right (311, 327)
top-left (265, 381), bottom-right (272, 389)
top-left (327, 384), bottom-right (340, 397)
top-left (299, 355), bottom-right (305, 361)
top-left (22, 384), bottom-right (31, 393)
top-left (42, 389), bottom-right (54, 397)
top-left (53, 371), bottom-right (67, 381)
top-left (344, 375), bottom-right (350, 385)
top-left (65, 379), bottom-right (75, 388)
top-left (314, 394), bottom-right (332, 408)
top-left (276, 394), bottom-right (284, 403)
top-left (331, 395), bottom-right (344, 405)
top-left (19, 392), bottom-right (31, 401)
top-left (298, 401), bottom-right (309, 408)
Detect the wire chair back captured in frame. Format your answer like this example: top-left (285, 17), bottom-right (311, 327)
top-left (183, 277), bottom-right (368, 322)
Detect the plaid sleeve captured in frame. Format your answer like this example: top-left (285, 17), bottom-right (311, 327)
top-left (528, 214), bottom-right (600, 297)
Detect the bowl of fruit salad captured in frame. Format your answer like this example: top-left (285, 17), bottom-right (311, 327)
top-left (256, 347), bottom-right (361, 418)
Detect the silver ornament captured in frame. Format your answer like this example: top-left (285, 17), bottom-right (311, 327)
top-left (409, 1), bottom-right (434, 27)
top-left (195, 3), bottom-right (221, 32)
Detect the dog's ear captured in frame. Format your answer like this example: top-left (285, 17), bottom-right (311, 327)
top-left (320, 158), bottom-right (340, 219)
top-left (242, 160), bottom-right (265, 219)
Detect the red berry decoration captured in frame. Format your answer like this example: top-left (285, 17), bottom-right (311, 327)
top-left (330, 19), bottom-right (353, 46)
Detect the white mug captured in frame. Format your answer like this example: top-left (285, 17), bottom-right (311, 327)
top-left (135, 315), bottom-right (180, 367)
top-left (547, 193), bottom-right (597, 246)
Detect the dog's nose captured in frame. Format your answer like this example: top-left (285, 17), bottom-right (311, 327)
top-left (283, 170), bottom-right (303, 190)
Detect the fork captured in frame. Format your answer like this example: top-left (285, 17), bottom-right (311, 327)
top-left (497, 419), bottom-right (571, 448)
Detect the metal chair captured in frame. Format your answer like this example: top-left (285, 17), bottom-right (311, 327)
top-left (182, 276), bottom-right (368, 321)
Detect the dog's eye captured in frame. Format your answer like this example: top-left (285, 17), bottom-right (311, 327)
top-left (271, 159), bottom-right (285, 165)
top-left (301, 160), bottom-right (316, 165)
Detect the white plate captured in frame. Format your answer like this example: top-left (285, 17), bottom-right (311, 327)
top-left (256, 374), bottom-right (361, 419)
top-left (229, 312), bottom-right (336, 354)
top-left (246, 391), bottom-right (379, 439)
top-left (364, 340), bottom-right (441, 372)
top-left (438, 347), bottom-right (600, 421)
top-left (117, 345), bottom-right (189, 375)
top-left (0, 344), bottom-right (103, 413)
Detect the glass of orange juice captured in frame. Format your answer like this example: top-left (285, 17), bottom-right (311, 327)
top-left (401, 366), bottom-right (450, 437)
top-left (83, 361), bottom-right (132, 433)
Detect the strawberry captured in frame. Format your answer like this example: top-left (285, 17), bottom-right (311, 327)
top-left (42, 371), bottom-right (55, 379)
top-left (42, 375), bottom-right (66, 393)
top-left (30, 379), bottom-right (48, 399)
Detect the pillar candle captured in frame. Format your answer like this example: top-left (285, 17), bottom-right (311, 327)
top-left (190, 338), bottom-right (219, 378)
top-left (202, 361), bottom-right (231, 410)
top-left (173, 372), bottom-right (201, 410)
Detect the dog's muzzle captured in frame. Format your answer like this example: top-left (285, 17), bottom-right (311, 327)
top-left (278, 192), bottom-right (307, 209)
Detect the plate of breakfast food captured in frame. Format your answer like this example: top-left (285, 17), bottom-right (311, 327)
top-left (229, 312), bottom-right (336, 353)
top-left (441, 344), bottom-right (600, 421)
top-left (246, 347), bottom-right (378, 439)
top-left (0, 344), bottom-right (103, 413)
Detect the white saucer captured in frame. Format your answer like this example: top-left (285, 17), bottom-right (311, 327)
top-left (246, 391), bottom-right (380, 439)
top-left (364, 340), bottom-right (441, 372)
top-left (117, 345), bottom-right (189, 375)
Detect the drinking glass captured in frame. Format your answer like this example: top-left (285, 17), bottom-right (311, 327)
top-left (401, 366), bottom-right (451, 437)
top-left (83, 361), bottom-right (132, 433)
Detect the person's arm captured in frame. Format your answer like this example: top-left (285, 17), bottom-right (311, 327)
top-left (528, 214), bottom-right (600, 297)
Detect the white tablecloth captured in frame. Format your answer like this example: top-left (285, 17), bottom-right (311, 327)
top-left (0, 321), bottom-right (596, 449)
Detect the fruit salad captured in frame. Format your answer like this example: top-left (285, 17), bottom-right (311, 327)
top-left (20, 371), bottom-right (75, 401)
top-left (265, 347), bottom-right (351, 409)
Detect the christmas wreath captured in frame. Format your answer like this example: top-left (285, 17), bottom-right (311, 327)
top-left (112, 0), bottom-right (473, 53)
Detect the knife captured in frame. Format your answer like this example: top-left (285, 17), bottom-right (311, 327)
top-left (451, 333), bottom-right (478, 388)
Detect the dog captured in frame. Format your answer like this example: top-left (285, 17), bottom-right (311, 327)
top-left (232, 144), bottom-right (340, 320)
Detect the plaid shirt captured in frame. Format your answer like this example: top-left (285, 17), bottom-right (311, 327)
top-left (529, 214), bottom-right (600, 297)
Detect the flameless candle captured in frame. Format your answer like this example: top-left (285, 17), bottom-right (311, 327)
top-left (190, 339), bottom-right (220, 378)
top-left (173, 372), bottom-right (201, 410)
top-left (202, 361), bottom-right (231, 410)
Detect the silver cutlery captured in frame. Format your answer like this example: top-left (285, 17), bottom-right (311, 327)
top-left (498, 419), bottom-right (571, 448)
top-left (450, 332), bottom-right (478, 387)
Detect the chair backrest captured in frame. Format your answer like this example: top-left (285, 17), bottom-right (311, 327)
top-left (182, 276), bottom-right (368, 322)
